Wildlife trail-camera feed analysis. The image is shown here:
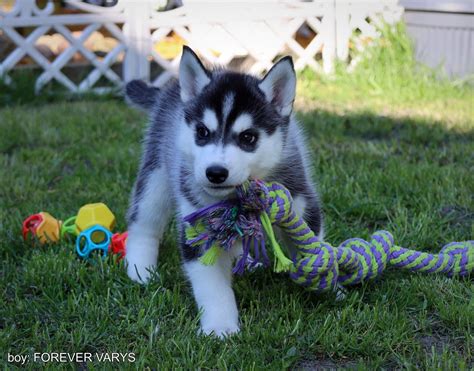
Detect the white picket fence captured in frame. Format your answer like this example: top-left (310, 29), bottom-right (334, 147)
top-left (0, 0), bottom-right (402, 93)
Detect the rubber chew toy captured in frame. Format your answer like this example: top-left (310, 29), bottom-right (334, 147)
top-left (76, 203), bottom-right (116, 242)
top-left (110, 231), bottom-right (128, 260)
top-left (60, 216), bottom-right (79, 239)
top-left (184, 180), bottom-right (473, 293)
top-left (74, 203), bottom-right (118, 260)
top-left (76, 225), bottom-right (113, 259)
top-left (22, 212), bottom-right (61, 244)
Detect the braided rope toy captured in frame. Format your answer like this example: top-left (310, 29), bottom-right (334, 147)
top-left (184, 180), bottom-right (473, 293)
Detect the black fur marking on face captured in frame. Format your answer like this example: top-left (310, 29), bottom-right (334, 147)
top-left (231, 129), bottom-right (260, 152)
top-left (194, 122), bottom-right (213, 146)
top-left (183, 71), bottom-right (289, 148)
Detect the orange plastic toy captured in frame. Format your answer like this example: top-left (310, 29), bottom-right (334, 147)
top-left (22, 212), bottom-right (62, 244)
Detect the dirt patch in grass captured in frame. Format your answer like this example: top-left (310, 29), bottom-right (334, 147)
top-left (293, 356), bottom-right (357, 370)
top-left (419, 334), bottom-right (451, 355)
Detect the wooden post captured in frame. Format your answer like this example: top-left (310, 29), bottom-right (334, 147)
top-left (122, 0), bottom-right (151, 82)
top-left (323, 0), bottom-right (336, 73)
top-left (335, 1), bottom-right (351, 62)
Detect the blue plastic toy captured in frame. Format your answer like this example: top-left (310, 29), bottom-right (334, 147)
top-left (76, 225), bottom-right (113, 260)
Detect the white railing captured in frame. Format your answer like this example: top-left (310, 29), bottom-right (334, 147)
top-left (0, 0), bottom-right (402, 93)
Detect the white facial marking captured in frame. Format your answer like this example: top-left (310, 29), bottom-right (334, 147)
top-left (231, 113), bottom-right (253, 134)
top-left (194, 143), bottom-right (224, 182)
top-left (249, 129), bottom-right (283, 177)
top-left (203, 109), bottom-right (219, 131)
top-left (222, 93), bottom-right (235, 124)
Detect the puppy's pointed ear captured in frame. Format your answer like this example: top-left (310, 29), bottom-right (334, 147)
top-left (179, 46), bottom-right (211, 102)
top-left (258, 57), bottom-right (296, 116)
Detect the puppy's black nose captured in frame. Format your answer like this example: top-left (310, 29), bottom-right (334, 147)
top-left (206, 166), bottom-right (228, 184)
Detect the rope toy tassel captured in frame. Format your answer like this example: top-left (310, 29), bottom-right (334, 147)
top-left (200, 244), bottom-right (222, 266)
top-left (260, 211), bottom-right (292, 272)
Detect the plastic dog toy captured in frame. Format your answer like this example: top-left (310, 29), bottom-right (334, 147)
top-left (23, 203), bottom-right (126, 261)
top-left (60, 203), bottom-right (116, 240)
top-left (60, 216), bottom-right (79, 239)
top-left (76, 203), bottom-right (116, 240)
top-left (22, 212), bottom-right (61, 244)
top-left (76, 225), bottom-right (113, 260)
top-left (111, 231), bottom-right (128, 260)
top-left (23, 202), bottom-right (115, 243)
top-left (184, 180), bottom-right (473, 293)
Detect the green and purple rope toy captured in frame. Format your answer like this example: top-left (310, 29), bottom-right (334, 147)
top-left (184, 180), bottom-right (473, 293)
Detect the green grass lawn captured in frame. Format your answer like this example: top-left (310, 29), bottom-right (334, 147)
top-left (1, 28), bottom-right (473, 369)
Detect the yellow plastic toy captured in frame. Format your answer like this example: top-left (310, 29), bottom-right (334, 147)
top-left (22, 212), bottom-right (62, 244)
top-left (76, 203), bottom-right (116, 242)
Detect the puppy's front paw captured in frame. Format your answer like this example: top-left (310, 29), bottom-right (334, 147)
top-left (125, 253), bottom-right (156, 284)
top-left (200, 320), bottom-right (240, 339)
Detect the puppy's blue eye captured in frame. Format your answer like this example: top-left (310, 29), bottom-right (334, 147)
top-left (239, 130), bottom-right (258, 146)
top-left (196, 124), bottom-right (210, 139)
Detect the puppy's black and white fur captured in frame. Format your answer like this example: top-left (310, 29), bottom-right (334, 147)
top-left (125, 46), bottom-right (323, 337)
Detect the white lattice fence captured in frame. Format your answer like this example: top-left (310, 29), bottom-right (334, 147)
top-left (0, 0), bottom-right (402, 93)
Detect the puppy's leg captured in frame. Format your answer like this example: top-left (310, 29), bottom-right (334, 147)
top-left (183, 249), bottom-right (239, 338)
top-left (125, 167), bottom-right (172, 284)
top-left (294, 194), bottom-right (324, 240)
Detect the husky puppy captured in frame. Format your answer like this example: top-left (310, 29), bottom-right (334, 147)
top-left (124, 46), bottom-right (323, 337)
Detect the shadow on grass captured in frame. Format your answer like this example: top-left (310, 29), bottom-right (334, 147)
top-left (0, 70), bottom-right (122, 108)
